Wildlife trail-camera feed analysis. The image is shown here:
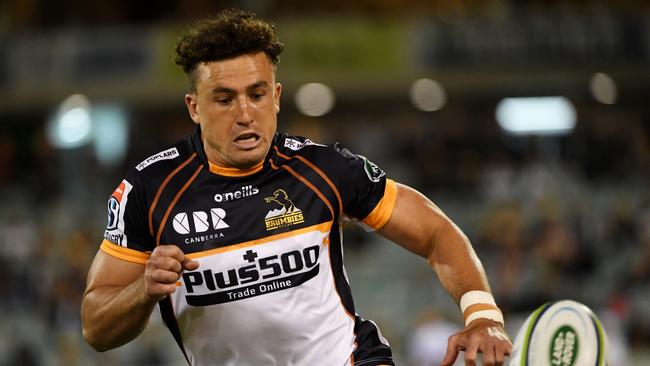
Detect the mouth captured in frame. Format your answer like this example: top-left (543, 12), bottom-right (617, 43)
top-left (233, 132), bottom-right (261, 149)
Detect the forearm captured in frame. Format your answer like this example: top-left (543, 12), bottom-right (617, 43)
top-left (81, 277), bottom-right (157, 351)
top-left (378, 183), bottom-right (492, 302)
top-left (428, 218), bottom-right (491, 303)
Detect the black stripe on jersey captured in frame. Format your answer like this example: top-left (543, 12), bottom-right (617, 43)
top-left (159, 297), bottom-right (191, 365)
top-left (148, 156), bottom-right (203, 245)
top-left (147, 153), bottom-right (198, 237)
top-left (352, 316), bottom-right (394, 365)
top-left (328, 222), bottom-right (356, 317)
top-left (156, 164), bottom-right (204, 245)
top-left (271, 145), bottom-right (343, 216)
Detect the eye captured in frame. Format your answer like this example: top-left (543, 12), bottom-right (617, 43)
top-left (250, 91), bottom-right (265, 101)
top-left (216, 98), bottom-right (231, 105)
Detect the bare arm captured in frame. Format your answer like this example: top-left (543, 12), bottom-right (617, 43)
top-left (81, 245), bottom-right (198, 351)
top-left (377, 183), bottom-right (489, 301)
top-left (377, 183), bottom-right (511, 366)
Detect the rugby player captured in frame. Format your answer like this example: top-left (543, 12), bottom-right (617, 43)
top-left (81, 9), bottom-right (511, 366)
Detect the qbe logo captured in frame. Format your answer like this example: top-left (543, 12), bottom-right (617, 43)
top-left (173, 208), bottom-right (229, 235)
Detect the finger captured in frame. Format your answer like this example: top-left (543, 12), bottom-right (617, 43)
top-left (463, 342), bottom-right (479, 366)
top-left (504, 340), bottom-right (513, 357)
top-left (153, 245), bottom-right (186, 262)
top-left (143, 279), bottom-right (178, 302)
top-left (151, 256), bottom-right (183, 273)
top-left (148, 283), bottom-right (177, 297)
top-left (440, 335), bottom-right (461, 366)
top-left (482, 342), bottom-right (496, 366)
top-left (151, 268), bottom-right (182, 284)
top-left (494, 341), bottom-right (510, 365)
top-left (182, 257), bottom-right (199, 271)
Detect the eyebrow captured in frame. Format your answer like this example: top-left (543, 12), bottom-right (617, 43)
top-left (210, 81), bottom-right (270, 95)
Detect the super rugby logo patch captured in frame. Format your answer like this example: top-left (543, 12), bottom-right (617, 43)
top-left (104, 179), bottom-right (133, 246)
top-left (358, 154), bottom-right (385, 183)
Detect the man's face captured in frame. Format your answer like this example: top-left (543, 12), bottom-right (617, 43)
top-left (185, 52), bottom-right (282, 169)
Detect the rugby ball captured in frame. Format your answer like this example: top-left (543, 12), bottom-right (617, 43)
top-left (509, 300), bottom-right (609, 366)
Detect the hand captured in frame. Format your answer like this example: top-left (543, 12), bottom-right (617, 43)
top-left (440, 318), bottom-right (512, 366)
top-left (143, 245), bottom-right (199, 302)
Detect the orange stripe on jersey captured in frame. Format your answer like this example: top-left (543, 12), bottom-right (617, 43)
top-left (283, 164), bottom-right (335, 220)
top-left (208, 160), bottom-right (264, 177)
top-left (100, 239), bottom-right (150, 264)
top-left (149, 153), bottom-right (197, 237)
top-left (185, 221), bottom-right (333, 259)
top-left (156, 164), bottom-right (204, 245)
top-left (362, 179), bottom-right (397, 230)
top-left (273, 146), bottom-right (343, 215)
top-left (269, 159), bottom-right (336, 221)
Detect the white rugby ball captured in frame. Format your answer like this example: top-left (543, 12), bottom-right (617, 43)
top-left (509, 300), bottom-right (609, 366)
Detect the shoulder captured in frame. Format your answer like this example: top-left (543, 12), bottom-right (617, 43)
top-left (273, 132), bottom-right (353, 163)
top-left (123, 137), bottom-right (195, 189)
top-left (274, 133), bottom-right (328, 155)
top-left (272, 132), bottom-right (383, 179)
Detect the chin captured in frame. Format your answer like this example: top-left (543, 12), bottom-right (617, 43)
top-left (233, 153), bottom-right (265, 169)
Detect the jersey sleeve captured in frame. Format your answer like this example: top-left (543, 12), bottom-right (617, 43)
top-left (332, 143), bottom-right (398, 231)
top-left (101, 172), bottom-right (154, 264)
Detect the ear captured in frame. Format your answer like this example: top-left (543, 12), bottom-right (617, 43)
top-left (184, 93), bottom-right (200, 124)
top-left (274, 82), bottom-right (283, 114)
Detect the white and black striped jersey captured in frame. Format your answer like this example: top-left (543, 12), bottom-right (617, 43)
top-left (101, 127), bottom-right (397, 366)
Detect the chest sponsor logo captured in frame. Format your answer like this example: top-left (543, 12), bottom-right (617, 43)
top-left (182, 245), bottom-right (320, 306)
top-left (213, 185), bottom-right (259, 203)
top-left (136, 147), bottom-right (179, 171)
top-left (173, 208), bottom-right (229, 244)
top-left (264, 189), bottom-right (304, 230)
top-left (104, 179), bottom-right (133, 246)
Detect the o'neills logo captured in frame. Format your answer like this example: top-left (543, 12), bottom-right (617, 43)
top-left (264, 189), bottom-right (304, 230)
top-left (214, 185), bottom-right (259, 203)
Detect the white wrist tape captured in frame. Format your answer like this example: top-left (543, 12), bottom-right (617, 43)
top-left (460, 290), bottom-right (504, 326)
top-left (465, 309), bottom-right (504, 326)
top-left (460, 290), bottom-right (497, 313)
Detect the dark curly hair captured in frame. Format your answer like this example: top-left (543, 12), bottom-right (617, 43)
top-left (174, 9), bottom-right (285, 90)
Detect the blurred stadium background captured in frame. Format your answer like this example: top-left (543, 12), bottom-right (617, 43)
top-left (1, 0), bottom-right (649, 365)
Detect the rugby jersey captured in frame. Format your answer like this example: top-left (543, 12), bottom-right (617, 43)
top-left (101, 126), bottom-right (398, 366)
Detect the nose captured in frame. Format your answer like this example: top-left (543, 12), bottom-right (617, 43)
top-left (236, 96), bottom-right (253, 125)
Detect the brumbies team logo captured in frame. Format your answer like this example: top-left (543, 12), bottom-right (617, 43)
top-left (264, 189), bottom-right (304, 230)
